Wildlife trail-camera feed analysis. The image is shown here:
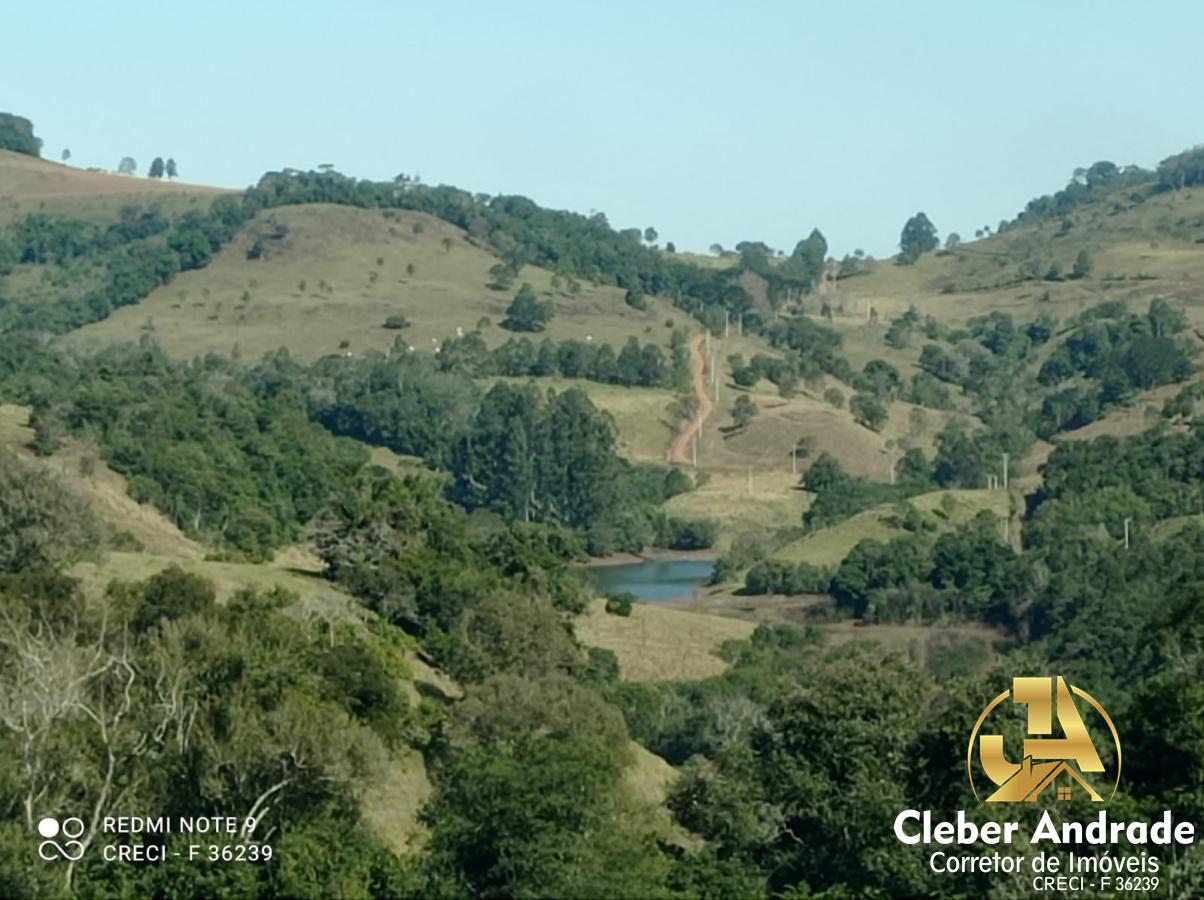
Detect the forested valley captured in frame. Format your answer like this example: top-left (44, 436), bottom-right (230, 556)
top-left (4, 112), bottom-right (1204, 898)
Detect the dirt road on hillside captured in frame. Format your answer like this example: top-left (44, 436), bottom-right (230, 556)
top-left (669, 333), bottom-right (715, 464)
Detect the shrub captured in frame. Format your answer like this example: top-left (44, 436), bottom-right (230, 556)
top-left (0, 452), bottom-right (101, 573)
top-left (605, 592), bottom-right (635, 616)
top-left (656, 517), bottom-right (717, 550)
top-left (850, 393), bottom-right (888, 431)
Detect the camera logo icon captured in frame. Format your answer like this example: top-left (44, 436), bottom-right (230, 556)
top-left (36, 817), bottom-right (86, 861)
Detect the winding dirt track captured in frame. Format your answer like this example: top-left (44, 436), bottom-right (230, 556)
top-left (669, 333), bottom-right (715, 464)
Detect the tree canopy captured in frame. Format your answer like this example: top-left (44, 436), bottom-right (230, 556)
top-left (898, 211), bottom-right (938, 264)
top-left (0, 112), bottom-right (41, 156)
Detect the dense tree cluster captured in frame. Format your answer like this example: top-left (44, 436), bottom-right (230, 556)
top-left (908, 298), bottom-right (1192, 441)
top-left (0, 452), bottom-right (101, 573)
top-left (802, 452), bottom-right (932, 529)
top-left (762, 314), bottom-right (854, 381)
top-left (447, 382), bottom-right (695, 552)
top-left (742, 558), bottom-right (828, 595)
top-left (0, 569), bottom-right (421, 896)
top-left (28, 346), bottom-right (368, 559)
top-left (0, 112), bottom-right (40, 156)
top-left (729, 351), bottom-right (800, 396)
top-left (1035, 300), bottom-right (1192, 436)
top-left (0, 338), bottom-right (700, 560)
top-left (0, 197), bottom-right (252, 334)
top-left (431, 329), bottom-right (688, 390)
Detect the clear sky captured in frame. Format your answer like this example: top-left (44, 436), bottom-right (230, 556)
top-left (5, 1), bottom-right (1201, 257)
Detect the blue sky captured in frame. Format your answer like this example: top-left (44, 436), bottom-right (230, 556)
top-left (4, 1), bottom-right (1201, 256)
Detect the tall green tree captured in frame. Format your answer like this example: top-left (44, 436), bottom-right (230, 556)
top-left (423, 674), bottom-right (669, 898)
top-left (502, 283), bottom-right (553, 332)
top-left (731, 394), bottom-right (758, 430)
top-left (898, 212), bottom-right (938, 264)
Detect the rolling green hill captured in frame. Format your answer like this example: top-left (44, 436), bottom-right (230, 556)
top-left (6, 141), bottom-right (1204, 580)
top-left (17, 145), bottom-right (1203, 575)
top-left (65, 202), bottom-right (696, 362)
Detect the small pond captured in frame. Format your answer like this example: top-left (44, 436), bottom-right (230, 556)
top-left (583, 557), bottom-right (716, 602)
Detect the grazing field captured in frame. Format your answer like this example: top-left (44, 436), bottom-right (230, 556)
top-left (819, 183), bottom-right (1204, 337)
top-left (678, 330), bottom-right (960, 481)
top-left (663, 469), bottom-right (806, 547)
top-left (65, 203), bottom-right (696, 362)
top-left (575, 597), bottom-right (754, 681)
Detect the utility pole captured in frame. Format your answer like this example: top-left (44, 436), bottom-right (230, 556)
top-left (1123, 517), bottom-right (1131, 550)
top-left (724, 310), bottom-right (730, 338)
top-left (1001, 452), bottom-right (1009, 490)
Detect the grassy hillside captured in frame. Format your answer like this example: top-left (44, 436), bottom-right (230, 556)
top-left (816, 182), bottom-right (1204, 335)
top-left (575, 596), bottom-right (754, 680)
top-left (0, 148), bottom-right (226, 226)
top-left (12, 144), bottom-right (1202, 589)
top-left (772, 487), bottom-right (1012, 567)
top-left (65, 203), bottom-right (696, 362)
top-left (663, 469), bottom-right (806, 549)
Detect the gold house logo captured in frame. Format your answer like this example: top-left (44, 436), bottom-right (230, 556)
top-left (967, 676), bottom-right (1121, 804)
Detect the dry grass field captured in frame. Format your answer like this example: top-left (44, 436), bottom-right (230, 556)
top-left (663, 469), bottom-right (806, 548)
top-left (361, 747), bottom-right (434, 854)
top-left (575, 597), bottom-right (754, 681)
top-left (0, 149), bottom-right (227, 226)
